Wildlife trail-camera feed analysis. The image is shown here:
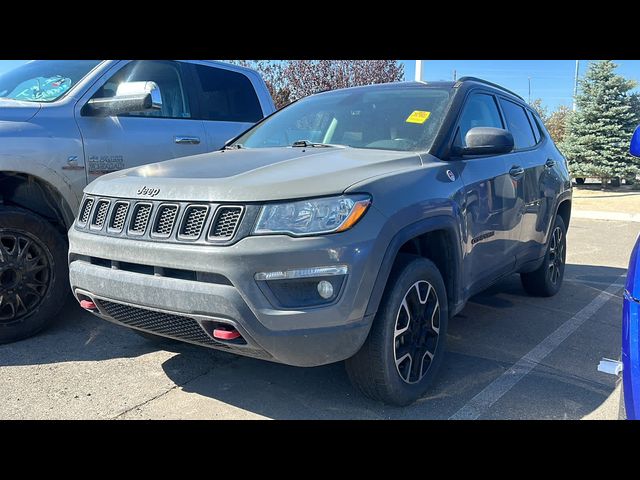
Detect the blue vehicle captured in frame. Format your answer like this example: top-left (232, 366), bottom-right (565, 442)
top-left (622, 126), bottom-right (640, 419)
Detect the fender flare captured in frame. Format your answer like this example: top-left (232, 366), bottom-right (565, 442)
top-left (364, 215), bottom-right (464, 318)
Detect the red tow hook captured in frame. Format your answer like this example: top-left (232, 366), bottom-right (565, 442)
top-left (213, 327), bottom-right (241, 341)
top-left (80, 299), bottom-right (97, 311)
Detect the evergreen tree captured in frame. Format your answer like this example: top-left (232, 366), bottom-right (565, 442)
top-left (560, 60), bottom-right (640, 186)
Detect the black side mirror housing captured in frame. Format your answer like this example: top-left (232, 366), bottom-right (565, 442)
top-left (452, 127), bottom-right (515, 157)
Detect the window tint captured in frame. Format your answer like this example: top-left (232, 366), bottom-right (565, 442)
top-left (499, 98), bottom-right (537, 149)
top-left (94, 60), bottom-right (191, 119)
top-left (456, 93), bottom-right (503, 146)
top-left (525, 109), bottom-right (542, 143)
top-left (192, 64), bottom-right (263, 122)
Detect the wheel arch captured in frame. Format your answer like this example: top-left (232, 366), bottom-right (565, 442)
top-left (0, 172), bottom-right (75, 234)
top-left (365, 216), bottom-right (464, 319)
top-left (556, 197), bottom-right (572, 231)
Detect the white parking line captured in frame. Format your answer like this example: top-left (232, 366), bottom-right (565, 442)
top-left (449, 275), bottom-right (626, 420)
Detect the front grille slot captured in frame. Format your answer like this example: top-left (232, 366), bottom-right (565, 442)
top-left (109, 202), bottom-right (129, 232)
top-left (129, 203), bottom-right (152, 235)
top-left (91, 200), bottom-right (110, 229)
top-left (210, 207), bottom-right (243, 240)
top-left (179, 205), bottom-right (208, 239)
top-left (79, 197), bottom-right (94, 225)
top-left (153, 205), bottom-right (179, 237)
top-left (98, 300), bottom-right (224, 347)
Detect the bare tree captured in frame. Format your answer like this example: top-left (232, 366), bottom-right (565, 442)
top-left (283, 60), bottom-right (404, 101)
top-left (229, 60), bottom-right (404, 109)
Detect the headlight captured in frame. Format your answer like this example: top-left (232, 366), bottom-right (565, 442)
top-left (253, 194), bottom-right (371, 236)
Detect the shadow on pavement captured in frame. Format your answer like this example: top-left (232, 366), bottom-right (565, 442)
top-left (153, 263), bottom-right (626, 419)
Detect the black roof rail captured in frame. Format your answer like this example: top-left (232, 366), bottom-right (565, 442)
top-left (455, 76), bottom-right (525, 102)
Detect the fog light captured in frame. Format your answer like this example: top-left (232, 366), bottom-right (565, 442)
top-left (317, 280), bottom-right (334, 299)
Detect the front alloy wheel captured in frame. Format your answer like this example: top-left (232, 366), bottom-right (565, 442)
top-left (346, 254), bottom-right (448, 406)
top-left (394, 280), bottom-right (440, 384)
top-left (0, 231), bottom-right (51, 323)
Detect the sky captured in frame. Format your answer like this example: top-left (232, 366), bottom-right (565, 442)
top-left (2, 60), bottom-right (639, 111)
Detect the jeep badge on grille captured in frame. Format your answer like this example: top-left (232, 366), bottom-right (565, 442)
top-left (137, 186), bottom-right (160, 197)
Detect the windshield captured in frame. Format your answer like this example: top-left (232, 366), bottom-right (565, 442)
top-left (234, 86), bottom-right (452, 152)
top-left (0, 60), bottom-right (102, 103)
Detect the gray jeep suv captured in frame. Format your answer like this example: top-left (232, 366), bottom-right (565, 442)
top-left (68, 78), bottom-right (572, 405)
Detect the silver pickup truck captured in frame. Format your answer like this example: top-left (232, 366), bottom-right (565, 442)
top-left (0, 60), bottom-right (275, 343)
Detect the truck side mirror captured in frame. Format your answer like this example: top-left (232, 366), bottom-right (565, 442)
top-left (83, 81), bottom-right (162, 117)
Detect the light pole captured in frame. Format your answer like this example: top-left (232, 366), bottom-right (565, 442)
top-left (573, 60), bottom-right (580, 111)
top-left (415, 60), bottom-right (423, 82)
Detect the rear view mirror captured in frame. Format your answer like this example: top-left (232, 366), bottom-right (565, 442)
top-left (84, 81), bottom-right (162, 117)
top-left (452, 127), bottom-right (515, 157)
top-left (631, 126), bottom-right (640, 157)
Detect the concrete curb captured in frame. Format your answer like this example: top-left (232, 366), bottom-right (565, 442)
top-left (572, 210), bottom-right (640, 223)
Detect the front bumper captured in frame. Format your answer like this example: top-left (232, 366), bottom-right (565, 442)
top-left (68, 206), bottom-right (390, 367)
top-left (622, 291), bottom-right (640, 419)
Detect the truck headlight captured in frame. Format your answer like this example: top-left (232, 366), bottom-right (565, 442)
top-left (253, 195), bottom-right (371, 236)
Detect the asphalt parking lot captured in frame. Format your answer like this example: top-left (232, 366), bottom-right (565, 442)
top-left (0, 215), bottom-right (636, 419)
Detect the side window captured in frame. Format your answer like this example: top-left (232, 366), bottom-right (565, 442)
top-left (191, 64), bottom-right (263, 123)
top-left (499, 98), bottom-right (537, 149)
top-left (93, 60), bottom-right (191, 119)
top-left (456, 93), bottom-right (503, 146)
top-left (525, 109), bottom-right (543, 143)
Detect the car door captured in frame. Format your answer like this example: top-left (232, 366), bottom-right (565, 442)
top-left (454, 92), bottom-right (522, 295)
top-left (186, 62), bottom-right (265, 151)
top-left (497, 97), bottom-right (550, 262)
top-left (75, 60), bottom-right (208, 183)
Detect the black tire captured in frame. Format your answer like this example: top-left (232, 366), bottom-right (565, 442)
top-left (133, 329), bottom-right (178, 344)
top-left (626, 177), bottom-right (635, 186)
top-left (575, 177), bottom-right (585, 185)
top-left (345, 254), bottom-right (448, 406)
top-left (520, 215), bottom-right (567, 297)
top-left (0, 206), bottom-right (69, 344)
top-left (611, 177), bottom-right (621, 188)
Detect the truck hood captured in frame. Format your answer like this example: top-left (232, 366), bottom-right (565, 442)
top-left (86, 147), bottom-right (423, 202)
top-left (0, 99), bottom-right (41, 122)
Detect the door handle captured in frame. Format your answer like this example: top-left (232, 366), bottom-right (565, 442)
top-left (509, 166), bottom-right (525, 177)
top-left (174, 136), bottom-right (201, 145)
top-left (545, 158), bottom-right (556, 168)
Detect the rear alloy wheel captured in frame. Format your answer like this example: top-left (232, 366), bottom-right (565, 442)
top-left (0, 206), bottom-right (69, 344)
top-left (346, 255), bottom-right (448, 406)
top-left (521, 215), bottom-right (567, 297)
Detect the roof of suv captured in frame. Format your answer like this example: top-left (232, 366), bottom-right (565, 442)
top-left (310, 78), bottom-right (525, 104)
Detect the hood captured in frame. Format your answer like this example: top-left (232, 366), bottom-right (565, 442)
top-left (86, 147), bottom-right (423, 202)
top-left (0, 99), bottom-right (41, 122)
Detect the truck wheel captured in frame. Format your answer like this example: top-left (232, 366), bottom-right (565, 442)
top-left (0, 206), bottom-right (69, 344)
top-left (575, 177), bottom-right (585, 185)
top-left (520, 215), bottom-right (567, 297)
top-left (346, 254), bottom-right (448, 406)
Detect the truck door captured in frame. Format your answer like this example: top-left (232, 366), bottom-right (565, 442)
top-left (75, 60), bottom-right (208, 182)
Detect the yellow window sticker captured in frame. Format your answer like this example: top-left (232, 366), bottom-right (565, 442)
top-left (406, 110), bottom-right (431, 124)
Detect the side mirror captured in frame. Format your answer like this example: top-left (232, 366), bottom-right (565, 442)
top-left (453, 127), bottom-right (515, 157)
top-left (83, 81), bottom-right (162, 117)
top-left (631, 126), bottom-right (640, 157)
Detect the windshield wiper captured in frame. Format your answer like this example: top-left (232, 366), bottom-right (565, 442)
top-left (291, 140), bottom-right (344, 148)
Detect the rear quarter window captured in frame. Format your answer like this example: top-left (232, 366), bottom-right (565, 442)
top-left (192, 64), bottom-right (263, 123)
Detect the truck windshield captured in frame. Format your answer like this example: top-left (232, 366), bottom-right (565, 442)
top-left (233, 86), bottom-right (452, 152)
top-left (0, 60), bottom-right (102, 103)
